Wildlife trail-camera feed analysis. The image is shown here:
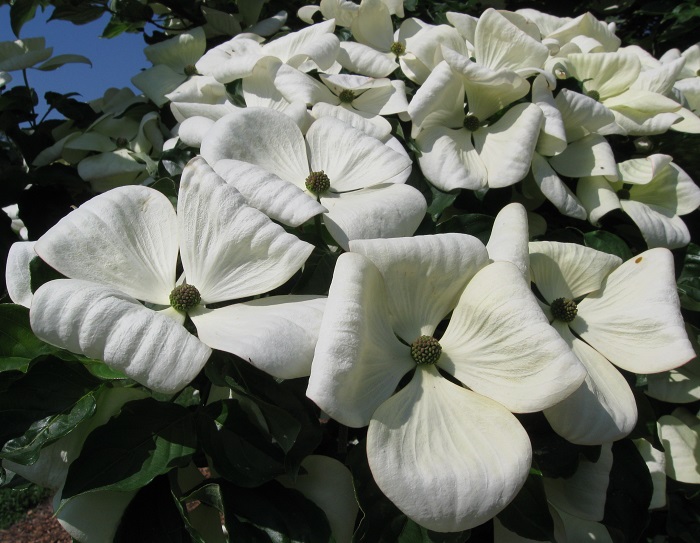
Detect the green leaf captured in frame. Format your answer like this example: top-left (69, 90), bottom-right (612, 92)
top-left (602, 439), bottom-right (653, 540)
top-left (35, 54), bottom-right (92, 71)
top-left (114, 474), bottom-right (192, 543)
top-left (196, 399), bottom-right (287, 487)
top-left (79, 357), bottom-right (129, 381)
top-left (346, 440), bottom-right (413, 543)
top-left (426, 185), bottom-right (458, 222)
top-left (583, 230), bottom-right (633, 261)
top-left (48, 2), bottom-right (106, 25)
top-left (10, 0), bottom-right (38, 37)
top-left (61, 398), bottom-right (197, 499)
top-left (221, 480), bottom-right (333, 543)
top-left (1, 390), bottom-right (98, 465)
top-left (496, 473), bottom-right (554, 541)
top-left (44, 91), bottom-right (98, 128)
top-left (205, 353), bottom-right (322, 471)
top-left (678, 242), bottom-right (700, 311)
top-left (29, 256), bottom-right (64, 294)
top-left (0, 304), bottom-right (55, 373)
top-left (435, 213), bottom-right (494, 245)
top-left (0, 357), bottom-right (102, 448)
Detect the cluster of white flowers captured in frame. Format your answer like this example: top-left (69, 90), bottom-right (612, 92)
top-left (4, 1), bottom-right (700, 541)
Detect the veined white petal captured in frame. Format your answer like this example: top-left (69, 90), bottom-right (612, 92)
top-left (200, 108), bottom-right (310, 189)
top-left (634, 438), bottom-right (667, 509)
top-left (307, 253), bottom-right (415, 428)
top-left (311, 102), bottom-right (391, 141)
top-left (262, 20), bottom-right (339, 72)
top-left (474, 103), bottom-right (544, 189)
top-left (531, 153), bottom-right (587, 220)
top-left (576, 175), bottom-right (622, 226)
top-left (416, 126), bottom-right (487, 191)
top-left (352, 80), bottom-right (409, 116)
top-left (34, 185), bottom-right (177, 305)
top-left (620, 199), bottom-right (692, 249)
top-left (544, 323), bottom-right (637, 445)
top-left (532, 74), bottom-right (567, 156)
top-left (195, 37), bottom-right (264, 83)
top-left (529, 241), bottom-right (622, 302)
top-left (646, 330), bottom-right (700, 403)
top-left (56, 489), bottom-right (138, 543)
top-left (475, 8), bottom-right (549, 72)
top-left (191, 296), bottom-right (325, 379)
top-left (6, 241), bottom-right (36, 307)
top-left (555, 89), bottom-right (616, 142)
top-left (214, 159), bottom-right (325, 226)
top-left (30, 280), bottom-right (211, 393)
top-left (658, 411), bottom-right (700, 484)
top-left (178, 157), bottom-right (313, 302)
top-left (626, 160), bottom-right (700, 216)
top-left (336, 42), bottom-right (398, 78)
top-left (178, 116), bottom-right (215, 148)
top-left (565, 52), bottom-right (640, 99)
top-left (351, 0), bottom-right (394, 52)
top-left (549, 134), bottom-right (618, 179)
top-left (306, 116), bottom-right (412, 191)
top-left (321, 184), bottom-right (426, 251)
top-left (543, 443), bottom-right (613, 521)
top-left (574, 248), bottom-right (695, 373)
top-left (350, 233), bottom-right (488, 343)
top-left (440, 261), bottom-right (585, 412)
top-left (368, 365), bottom-right (531, 532)
top-left (407, 60), bottom-right (464, 132)
top-left (486, 202), bottom-right (530, 278)
top-left (143, 27), bottom-right (206, 69)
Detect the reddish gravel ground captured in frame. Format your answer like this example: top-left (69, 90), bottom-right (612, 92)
top-left (0, 498), bottom-right (71, 543)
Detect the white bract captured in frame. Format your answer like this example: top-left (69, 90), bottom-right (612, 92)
top-left (577, 154), bottom-right (700, 249)
top-left (200, 107), bottom-right (425, 249)
top-left (29, 157), bottom-right (324, 393)
top-left (307, 233), bottom-right (585, 532)
top-left (529, 242), bottom-right (695, 444)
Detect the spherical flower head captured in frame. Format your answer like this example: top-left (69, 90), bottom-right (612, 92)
top-left (339, 89), bottom-right (355, 104)
top-left (184, 64), bottom-right (198, 76)
top-left (463, 114), bottom-right (480, 132)
top-left (410, 335), bottom-right (442, 365)
top-left (169, 283), bottom-right (201, 312)
top-left (551, 297), bottom-right (578, 323)
top-left (305, 170), bottom-right (331, 195)
top-left (586, 90), bottom-right (600, 101)
top-left (390, 41), bottom-right (406, 56)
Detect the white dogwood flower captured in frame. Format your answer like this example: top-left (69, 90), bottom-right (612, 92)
top-left (308, 234), bottom-right (584, 532)
top-left (30, 157), bottom-right (324, 393)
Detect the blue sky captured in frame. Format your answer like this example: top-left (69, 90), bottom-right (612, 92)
top-left (0, 4), bottom-right (149, 118)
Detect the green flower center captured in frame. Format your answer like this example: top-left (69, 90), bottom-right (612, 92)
top-left (633, 137), bottom-right (653, 153)
top-left (169, 283), bottom-right (201, 312)
top-left (586, 90), bottom-right (600, 101)
top-left (184, 64), bottom-right (198, 76)
top-left (410, 335), bottom-right (442, 365)
top-left (551, 297), bottom-right (578, 323)
top-left (339, 89), bottom-right (355, 103)
top-left (305, 170), bottom-right (330, 195)
top-left (115, 137), bottom-right (129, 148)
top-left (390, 41), bottom-right (405, 56)
top-left (463, 113), bottom-right (480, 131)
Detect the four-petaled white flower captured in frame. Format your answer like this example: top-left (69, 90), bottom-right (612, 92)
top-left (307, 233), bottom-right (585, 532)
top-left (29, 157), bottom-right (325, 393)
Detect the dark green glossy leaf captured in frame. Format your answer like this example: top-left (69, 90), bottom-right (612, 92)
top-left (435, 213), bottom-right (494, 245)
top-left (290, 249), bottom-right (338, 296)
top-left (346, 440), bottom-right (412, 543)
top-left (29, 256), bottom-right (65, 294)
top-left (9, 0), bottom-right (38, 37)
top-left (602, 439), bottom-right (653, 541)
top-left (0, 356), bottom-right (101, 448)
top-left (1, 390), bottom-right (97, 464)
top-left (44, 91), bottom-right (98, 128)
top-left (206, 353), bottom-right (322, 473)
top-left (221, 479), bottom-right (333, 543)
top-left (426, 185), bottom-right (458, 222)
top-left (678, 242), bottom-right (700, 311)
top-left (61, 398), bottom-right (197, 499)
top-left (114, 474), bottom-right (192, 543)
top-left (528, 417), bottom-right (599, 479)
top-left (0, 304), bottom-right (56, 372)
top-left (397, 519), bottom-right (471, 542)
top-left (196, 399), bottom-right (286, 487)
top-left (496, 473), bottom-right (554, 541)
top-left (78, 357), bottom-right (129, 380)
top-left (583, 230), bottom-right (633, 260)
top-left (48, 2), bottom-right (105, 25)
